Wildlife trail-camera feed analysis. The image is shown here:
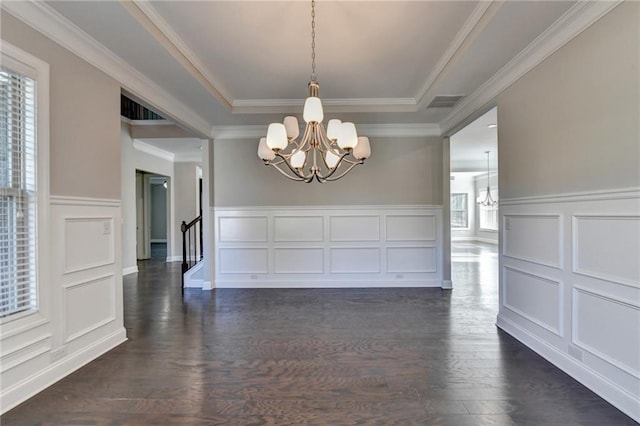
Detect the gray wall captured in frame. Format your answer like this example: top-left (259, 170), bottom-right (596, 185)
top-left (497, 2), bottom-right (639, 199)
top-left (120, 123), bottom-right (174, 272)
top-left (1, 11), bottom-right (121, 199)
top-left (214, 137), bottom-right (443, 206)
top-left (172, 162), bottom-right (200, 259)
top-left (150, 183), bottom-right (167, 241)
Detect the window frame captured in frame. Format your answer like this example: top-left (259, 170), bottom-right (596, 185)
top-left (0, 41), bottom-right (50, 331)
top-left (450, 192), bottom-right (469, 230)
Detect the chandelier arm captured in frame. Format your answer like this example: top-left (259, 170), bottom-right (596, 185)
top-left (314, 152), bottom-right (353, 181)
top-left (320, 159), bottom-right (364, 182)
top-left (298, 123), bottom-right (313, 152)
top-left (273, 152), bottom-right (309, 181)
top-left (316, 123), bottom-right (344, 156)
top-left (269, 162), bottom-right (306, 181)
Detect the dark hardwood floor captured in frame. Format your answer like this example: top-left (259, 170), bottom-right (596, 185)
top-left (2, 243), bottom-right (636, 425)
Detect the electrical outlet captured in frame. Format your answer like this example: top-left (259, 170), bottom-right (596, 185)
top-left (250, 274), bottom-right (258, 280)
top-left (395, 273), bottom-right (404, 279)
top-left (103, 221), bottom-right (111, 235)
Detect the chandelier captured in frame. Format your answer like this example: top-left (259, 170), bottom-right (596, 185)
top-left (478, 151), bottom-right (497, 206)
top-left (257, 0), bottom-right (371, 183)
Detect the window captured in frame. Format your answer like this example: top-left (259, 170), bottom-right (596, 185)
top-left (451, 193), bottom-right (468, 228)
top-left (0, 43), bottom-right (48, 324)
top-left (478, 188), bottom-right (499, 231)
top-left (0, 66), bottom-right (37, 319)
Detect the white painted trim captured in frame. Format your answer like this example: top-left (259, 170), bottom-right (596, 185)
top-left (150, 239), bottom-right (167, 243)
top-left (415, 1), bottom-right (496, 108)
top-left (183, 261), bottom-right (205, 289)
top-left (123, 1), bottom-right (232, 109)
top-left (214, 204), bottom-right (443, 212)
top-left (502, 265), bottom-right (563, 337)
top-left (50, 196), bottom-right (120, 208)
top-left (62, 217), bottom-right (116, 275)
top-left (129, 119), bottom-right (173, 126)
top-left (357, 123), bottom-right (441, 138)
top-left (212, 123), bottom-right (442, 140)
top-left (441, 1), bottom-right (622, 134)
top-left (1, 1), bottom-right (211, 138)
top-left (122, 266), bottom-right (138, 276)
top-left (441, 280), bottom-right (453, 290)
top-left (232, 97), bottom-right (418, 114)
top-left (214, 279), bottom-right (443, 289)
top-left (0, 335), bottom-right (51, 374)
top-left (0, 328), bottom-right (126, 415)
top-left (572, 215), bottom-right (640, 289)
top-left (497, 315), bottom-right (639, 423)
top-left (0, 40), bottom-right (52, 342)
top-left (166, 256), bottom-right (198, 262)
top-left (132, 139), bottom-right (174, 162)
top-left (572, 286), bottom-right (640, 379)
top-left (502, 214), bottom-right (563, 270)
top-left (500, 187), bottom-right (640, 206)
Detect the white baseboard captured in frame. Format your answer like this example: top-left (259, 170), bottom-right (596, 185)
top-left (475, 237), bottom-right (498, 245)
top-left (0, 328), bottom-right (127, 415)
top-left (497, 315), bottom-right (639, 423)
top-left (452, 237), bottom-right (498, 245)
top-left (213, 279), bottom-right (443, 289)
top-left (122, 266), bottom-right (138, 276)
top-left (441, 280), bottom-right (453, 290)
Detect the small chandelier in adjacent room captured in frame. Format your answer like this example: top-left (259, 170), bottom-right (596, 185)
top-left (478, 151), bottom-right (498, 207)
top-left (257, 0), bottom-right (371, 183)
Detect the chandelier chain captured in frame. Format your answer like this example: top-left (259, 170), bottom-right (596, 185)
top-left (311, 0), bottom-right (316, 82)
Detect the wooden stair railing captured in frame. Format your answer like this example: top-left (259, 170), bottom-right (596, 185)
top-left (181, 215), bottom-right (203, 292)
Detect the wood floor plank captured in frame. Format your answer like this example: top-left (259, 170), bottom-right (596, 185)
top-left (2, 243), bottom-right (636, 425)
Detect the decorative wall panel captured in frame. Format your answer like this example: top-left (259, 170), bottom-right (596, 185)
top-left (215, 206), bottom-right (443, 287)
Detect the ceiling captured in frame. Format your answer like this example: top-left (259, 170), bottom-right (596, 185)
top-left (40, 0), bottom-right (579, 133)
top-left (450, 107), bottom-right (497, 173)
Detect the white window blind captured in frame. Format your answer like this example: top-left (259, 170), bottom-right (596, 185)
top-left (0, 66), bottom-right (38, 319)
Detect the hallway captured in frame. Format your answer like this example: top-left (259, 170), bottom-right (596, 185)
top-left (1, 246), bottom-right (634, 425)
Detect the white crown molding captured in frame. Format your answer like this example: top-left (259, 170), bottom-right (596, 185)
top-left (212, 123), bottom-right (441, 140)
top-left (212, 125), bottom-right (267, 140)
top-left (232, 97), bottom-right (418, 114)
top-left (415, 1), bottom-right (497, 109)
top-left (1, 1), bottom-right (212, 138)
top-left (133, 140), bottom-right (175, 162)
top-left (130, 119), bottom-right (173, 126)
top-left (357, 123), bottom-right (441, 138)
top-left (440, 0), bottom-right (623, 134)
top-left (123, 1), bottom-right (233, 110)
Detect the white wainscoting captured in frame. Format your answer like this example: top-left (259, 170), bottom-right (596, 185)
top-left (213, 205), bottom-right (443, 288)
top-left (0, 196), bottom-right (126, 414)
top-left (497, 188), bottom-right (640, 422)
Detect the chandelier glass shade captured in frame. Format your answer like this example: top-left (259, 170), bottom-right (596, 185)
top-left (478, 150), bottom-right (497, 207)
top-left (257, 0), bottom-right (371, 183)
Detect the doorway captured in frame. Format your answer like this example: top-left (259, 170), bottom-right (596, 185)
top-left (135, 170), bottom-right (170, 262)
top-left (449, 107), bottom-right (499, 295)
